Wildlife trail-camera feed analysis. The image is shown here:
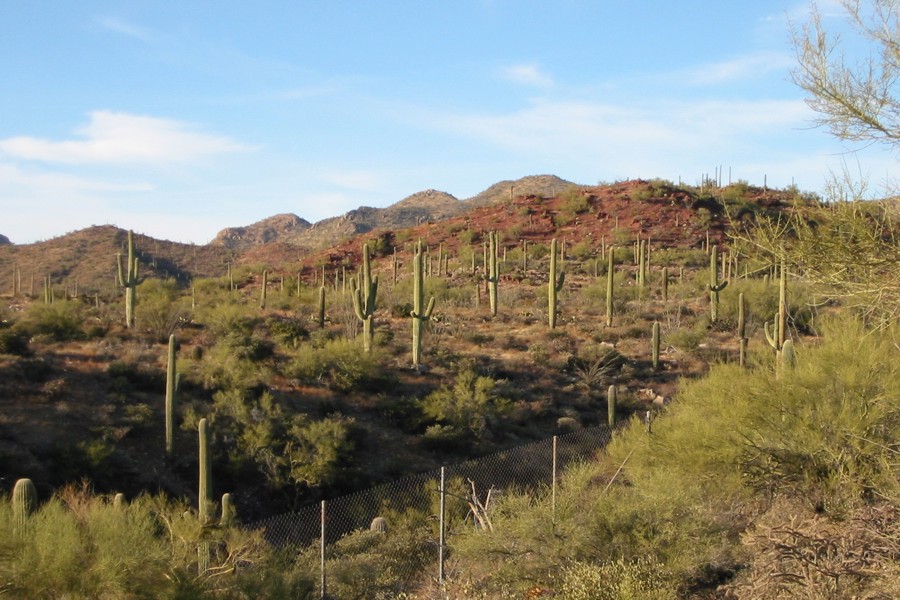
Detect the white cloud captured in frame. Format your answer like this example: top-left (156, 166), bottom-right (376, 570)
top-left (501, 64), bottom-right (554, 87)
top-left (96, 16), bottom-right (156, 42)
top-left (0, 111), bottom-right (253, 165)
top-left (680, 52), bottom-right (795, 85)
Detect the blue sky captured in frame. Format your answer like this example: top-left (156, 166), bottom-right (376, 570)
top-left (0, 1), bottom-right (894, 245)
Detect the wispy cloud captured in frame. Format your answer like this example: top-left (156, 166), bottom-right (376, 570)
top-left (501, 64), bottom-right (554, 87)
top-left (0, 111), bottom-right (254, 165)
top-left (679, 51), bottom-right (795, 85)
top-left (95, 16), bottom-right (155, 42)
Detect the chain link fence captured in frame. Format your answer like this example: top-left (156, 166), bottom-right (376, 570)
top-left (246, 424), bottom-right (613, 598)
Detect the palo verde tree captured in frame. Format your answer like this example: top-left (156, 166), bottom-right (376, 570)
top-left (753, 0), bottom-right (900, 328)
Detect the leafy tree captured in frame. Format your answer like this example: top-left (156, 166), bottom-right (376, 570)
top-left (791, 0), bottom-right (900, 149)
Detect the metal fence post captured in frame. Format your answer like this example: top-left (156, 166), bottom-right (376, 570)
top-left (552, 435), bottom-right (558, 525)
top-left (438, 466), bottom-right (446, 585)
top-left (320, 500), bottom-right (326, 599)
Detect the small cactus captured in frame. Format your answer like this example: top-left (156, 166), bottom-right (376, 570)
top-left (220, 493), bottom-right (236, 527)
top-left (12, 478), bottom-right (37, 534)
top-left (370, 516), bottom-right (388, 533)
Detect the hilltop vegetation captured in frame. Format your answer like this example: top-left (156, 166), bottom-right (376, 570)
top-left (1, 177), bottom-right (898, 598)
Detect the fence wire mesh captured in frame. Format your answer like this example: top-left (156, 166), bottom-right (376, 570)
top-left (245, 424), bottom-right (613, 598)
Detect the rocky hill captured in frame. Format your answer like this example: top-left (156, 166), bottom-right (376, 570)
top-left (463, 174), bottom-right (577, 208)
top-left (211, 213), bottom-right (312, 252)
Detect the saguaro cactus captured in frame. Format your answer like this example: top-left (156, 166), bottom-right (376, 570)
top-left (117, 229), bottom-right (140, 328)
top-left (605, 248), bottom-right (615, 327)
top-left (485, 231), bottom-right (499, 316)
top-left (198, 418), bottom-right (212, 575)
top-left (651, 321), bottom-right (661, 370)
top-left (351, 243), bottom-right (379, 352)
top-left (220, 492), bottom-right (236, 527)
top-left (548, 238), bottom-right (565, 329)
top-left (165, 334), bottom-right (177, 458)
top-left (317, 285), bottom-right (326, 329)
top-left (708, 245), bottom-right (728, 322)
top-left (259, 269), bottom-right (268, 309)
top-left (411, 240), bottom-right (436, 367)
top-left (13, 478), bottom-right (37, 534)
top-left (661, 266), bottom-right (669, 302)
top-left (607, 385), bottom-right (617, 428)
top-left (765, 258), bottom-right (788, 352)
top-left (738, 292), bottom-right (748, 368)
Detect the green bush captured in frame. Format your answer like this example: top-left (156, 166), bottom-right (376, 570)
top-left (285, 337), bottom-right (386, 392)
top-left (14, 299), bottom-right (85, 341)
top-left (422, 361), bottom-right (510, 436)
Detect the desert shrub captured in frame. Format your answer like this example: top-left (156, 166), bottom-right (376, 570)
top-left (265, 314), bottom-right (309, 348)
top-left (554, 558), bottom-right (677, 600)
top-left (14, 299), bottom-right (85, 341)
top-left (0, 327), bottom-right (29, 355)
top-left (0, 487), bottom-right (275, 599)
top-left (422, 360), bottom-right (510, 437)
top-left (285, 337), bottom-right (386, 392)
top-left (195, 333), bottom-right (273, 391)
top-left (136, 278), bottom-right (191, 342)
top-left (195, 300), bottom-right (258, 339)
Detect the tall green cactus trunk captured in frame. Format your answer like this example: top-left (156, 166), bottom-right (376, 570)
top-left (411, 240), bottom-right (436, 367)
top-left (738, 292), bottom-right (748, 368)
top-left (708, 245), bottom-right (728, 322)
top-left (764, 258), bottom-right (788, 352)
top-left (198, 418), bottom-right (212, 575)
top-left (117, 230), bottom-right (139, 328)
top-left (165, 334), bottom-right (177, 458)
top-left (605, 248), bottom-right (615, 327)
top-left (548, 238), bottom-right (565, 329)
top-left (651, 321), bottom-right (661, 370)
top-left (486, 231), bottom-right (499, 316)
top-left (317, 285), bottom-right (326, 329)
top-left (259, 269), bottom-right (268, 309)
top-left (607, 385), bottom-right (617, 428)
top-left (351, 243), bottom-right (379, 352)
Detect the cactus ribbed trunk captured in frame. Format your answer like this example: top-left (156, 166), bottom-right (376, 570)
top-left (607, 385), bottom-right (617, 428)
top-left (605, 248), bottom-right (614, 327)
top-left (165, 334), bottom-right (177, 458)
top-left (117, 230), bottom-right (139, 328)
top-left (13, 478), bottom-right (37, 535)
top-left (487, 231), bottom-right (499, 316)
top-left (260, 269), bottom-right (268, 309)
top-left (548, 238), bottom-right (565, 329)
top-left (738, 292), bottom-right (748, 368)
top-left (651, 321), bottom-right (660, 370)
top-left (411, 240), bottom-right (435, 367)
top-left (317, 285), bottom-right (326, 329)
top-left (198, 418), bottom-right (211, 575)
top-left (708, 245), bottom-right (728, 322)
top-left (351, 243), bottom-right (379, 353)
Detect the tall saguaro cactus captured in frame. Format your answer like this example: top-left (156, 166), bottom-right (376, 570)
top-left (165, 334), bottom-right (177, 458)
top-left (651, 321), bottom-right (661, 370)
top-left (605, 248), bottom-right (615, 327)
top-left (738, 292), bottom-right (748, 368)
top-left (259, 269), bottom-right (268, 309)
top-left (411, 240), bottom-right (436, 367)
top-left (351, 243), bottom-right (379, 352)
top-left (485, 231), bottom-right (499, 316)
top-left (708, 245), bottom-right (728, 322)
top-left (198, 418), bottom-right (212, 575)
top-left (765, 258), bottom-right (788, 352)
top-left (548, 238), bottom-right (565, 329)
top-left (117, 230), bottom-right (140, 328)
